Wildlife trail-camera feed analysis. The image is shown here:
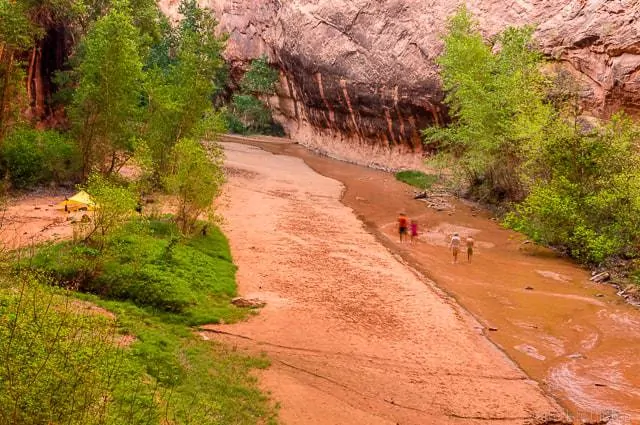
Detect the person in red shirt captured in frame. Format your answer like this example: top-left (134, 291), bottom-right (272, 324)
top-left (398, 213), bottom-right (408, 243)
top-left (410, 220), bottom-right (419, 244)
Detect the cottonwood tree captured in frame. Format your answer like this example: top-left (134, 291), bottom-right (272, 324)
top-left (70, 6), bottom-right (144, 177)
top-left (229, 56), bottom-right (279, 134)
top-left (0, 0), bottom-right (40, 135)
top-left (423, 7), bottom-right (551, 202)
top-left (143, 0), bottom-right (226, 175)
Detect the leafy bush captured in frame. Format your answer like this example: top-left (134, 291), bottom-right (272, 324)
top-left (395, 170), bottom-right (438, 190)
top-left (0, 128), bottom-right (80, 188)
top-left (0, 274), bottom-right (156, 425)
top-left (506, 114), bottom-right (640, 264)
top-left (229, 94), bottom-right (274, 134)
top-left (82, 173), bottom-right (138, 243)
top-left (164, 139), bottom-right (225, 234)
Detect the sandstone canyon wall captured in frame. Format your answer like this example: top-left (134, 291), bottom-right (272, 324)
top-left (160, 0), bottom-right (640, 152)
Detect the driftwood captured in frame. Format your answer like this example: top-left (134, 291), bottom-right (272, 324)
top-left (589, 272), bottom-right (610, 283)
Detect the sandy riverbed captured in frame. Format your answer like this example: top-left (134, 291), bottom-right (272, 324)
top-left (207, 141), bottom-right (566, 424)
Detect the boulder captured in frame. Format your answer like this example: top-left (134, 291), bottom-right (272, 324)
top-left (231, 297), bottom-right (267, 309)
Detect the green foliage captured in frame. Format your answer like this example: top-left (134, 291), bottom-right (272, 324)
top-left (506, 114), bottom-right (640, 263)
top-left (32, 220), bottom-right (242, 322)
top-left (240, 55), bottom-right (279, 95)
top-left (71, 5), bottom-right (144, 176)
top-left (0, 273), bottom-right (155, 425)
top-left (226, 56), bottom-right (281, 135)
top-left (192, 109), bottom-right (228, 141)
top-left (164, 139), bottom-right (225, 234)
top-left (15, 218), bottom-right (278, 424)
top-left (83, 173), bottom-right (137, 242)
top-left (1, 127), bottom-right (80, 188)
top-left (432, 7), bottom-right (640, 265)
top-left (95, 300), bottom-right (276, 425)
top-left (229, 94), bottom-right (275, 134)
top-left (424, 7), bottom-right (550, 201)
top-left (395, 170), bottom-right (438, 190)
top-left (0, 0), bottom-right (42, 50)
top-left (143, 0), bottom-right (226, 174)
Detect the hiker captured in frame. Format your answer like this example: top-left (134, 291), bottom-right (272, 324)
top-left (410, 220), bottom-right (419, 244)
top-left (64, 197), bottom-right (69, 213)
top-left (449, 232), bottom-right (461, 264)
top-left (398, 212), bottom-right (408, 243)
top-left (466, 235), bottom-right (475, 263)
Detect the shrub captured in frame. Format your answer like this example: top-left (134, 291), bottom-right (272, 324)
top-left (0, 127), bottom-right (80, 188)
top-left (0, 128), bottom-right (43, 188)
top-left (229, 94), bottom-right (274, 134)
top-left (506, 114), bottom-right (640, 264)
top-left (82, 173), bottom-right (137, 244)
top-left (0, 274), bottom-right (156, 425)
top-left (164, 139), bottom-right (224, 234)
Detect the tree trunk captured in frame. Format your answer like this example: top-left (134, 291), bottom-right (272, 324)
top-left (33, 47), bottom-right (45, 118)
top-left (0, 49), bottom-right (15, 136)
top-left (26, 47), bottom-right (37, 106)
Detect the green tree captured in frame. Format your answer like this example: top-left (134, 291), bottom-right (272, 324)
top-left (0, 0), bottom-right (41, 134)
top-left (230, 94), bottom-right (273, 133)
top-left (228, 56), bottom-right (279, 135)
top-left (240, 55), bottom-right (278, 96)
top-left (507, 113), bottom-right (640, 263)
top-left (163, 138), bottom-right (224, 234)
top-left (70, 5), bottom-right (144, 177)
top-left (143, 0), bottom-right (226, 175)
top-left (424, 7), bottom-right (551, 201)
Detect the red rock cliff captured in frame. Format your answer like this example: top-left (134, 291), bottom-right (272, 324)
top-left (159, 0), bottom-right (640, 149)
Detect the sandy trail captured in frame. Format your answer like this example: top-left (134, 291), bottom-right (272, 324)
top-left (209, 142), bottom-right (565, 424)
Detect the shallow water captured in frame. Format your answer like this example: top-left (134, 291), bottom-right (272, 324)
top-left (245, 139), bottom-right (640, 424)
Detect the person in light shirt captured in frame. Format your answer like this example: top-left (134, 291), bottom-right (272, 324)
top-left (449, 232), bottom-right (461, 264)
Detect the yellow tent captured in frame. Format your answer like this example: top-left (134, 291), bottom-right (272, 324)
top-left (56, 190), bottom-right (96, 212)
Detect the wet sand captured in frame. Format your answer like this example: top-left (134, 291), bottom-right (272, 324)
top-left (224, 136), bottom-right (640, 425)
top-left (211, 141), bottom-right (566, 424)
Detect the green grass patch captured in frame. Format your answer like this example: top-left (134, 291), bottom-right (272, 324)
top-left (6, 219), bottom-right (277, 425)
top-left (28, 219), bottom-right (246, 325)
top-left (395, 170), bottom-right (438, 190)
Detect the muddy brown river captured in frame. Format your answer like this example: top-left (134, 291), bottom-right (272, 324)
top-left (229, 136), bottom-right (640, 424)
